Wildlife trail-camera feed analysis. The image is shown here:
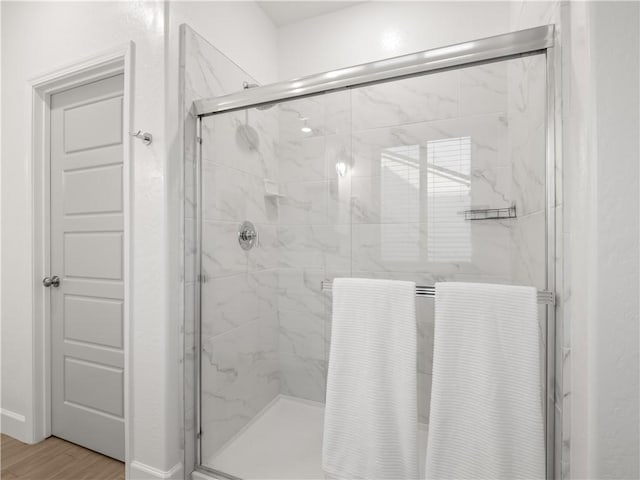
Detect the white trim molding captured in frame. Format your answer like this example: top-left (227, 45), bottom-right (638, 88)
top-left (130, 461), bottom-right (184, 480)
top-left (190, 471), bottom-right (214, 480)
top-left (1, 408), bottom-right (27, 440)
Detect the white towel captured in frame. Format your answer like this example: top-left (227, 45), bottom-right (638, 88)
top-left (323, 278), bottom-right (419, 480)
top-left (426, 282), bottom-right (545, 480)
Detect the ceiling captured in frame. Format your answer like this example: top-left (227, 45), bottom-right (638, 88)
top-left (258, 1), bottom-right (364, 27)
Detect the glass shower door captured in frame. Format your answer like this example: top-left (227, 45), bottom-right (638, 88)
top-left (197, 52), bottom-right (548, 480)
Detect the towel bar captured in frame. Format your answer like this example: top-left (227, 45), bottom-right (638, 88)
top-left (321, 279), bottom-right (555, 305)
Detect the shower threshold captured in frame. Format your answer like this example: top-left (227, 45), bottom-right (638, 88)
top-left (200, 395), bottom-right (428, 480)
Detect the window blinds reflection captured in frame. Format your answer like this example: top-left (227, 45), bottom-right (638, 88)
top-left (426, 137), bottom-right (472, 262)
top-left (378, 138), bottom-right (471, 264)
top-left (380, 145), bottom-right (420, 261)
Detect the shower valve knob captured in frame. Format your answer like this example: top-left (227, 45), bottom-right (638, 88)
top-left (238, 221), bottom-right (258, 251)
top-left (240, 230), bottom-right (256, 241)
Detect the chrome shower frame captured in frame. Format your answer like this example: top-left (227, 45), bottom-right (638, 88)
top-left (191, 24), bottom-right (559, 480)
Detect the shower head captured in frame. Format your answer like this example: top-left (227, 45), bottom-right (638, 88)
top-left (236, 120), bottom-right (259, 151)
top-left (243, 81), bottom-right (277, 110)
top-left (236, 106), bottom-right (260, 151)
top-left (234, 81), bottom-right (278, 150)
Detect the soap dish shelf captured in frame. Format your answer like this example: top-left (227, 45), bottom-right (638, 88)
top-left (264, 179), bottom-right (286, 199)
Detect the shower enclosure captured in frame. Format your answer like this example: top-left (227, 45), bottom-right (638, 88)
top-left (184, 25), bottom-right (557, 480)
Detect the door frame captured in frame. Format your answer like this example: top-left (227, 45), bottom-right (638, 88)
top-left (28, 43), bottom-right (133, 464)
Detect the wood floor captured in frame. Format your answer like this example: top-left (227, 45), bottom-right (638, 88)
top-left (1, 434), bottom-right (124, 480)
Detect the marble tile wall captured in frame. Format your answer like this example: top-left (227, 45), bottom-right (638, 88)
top-left (181, 25), bottom-right (205, 476)
top-left (275, 93), bottom-right (351, 402)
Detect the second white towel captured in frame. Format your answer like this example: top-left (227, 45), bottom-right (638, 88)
top-left (323, 278), bottom-right (418, 480)
top-left (426, 282), bottom-right (545, 480)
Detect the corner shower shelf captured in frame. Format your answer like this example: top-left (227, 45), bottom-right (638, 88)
top-left (463, 205), bottom-right (516, 221)
top-left (264, 179), bottom-right (285, 199)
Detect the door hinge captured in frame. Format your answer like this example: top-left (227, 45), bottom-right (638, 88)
top-left (196, 136), bottom-right (202, 145)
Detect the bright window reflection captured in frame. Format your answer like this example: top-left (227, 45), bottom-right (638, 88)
top-left (380, 145), bottom-right (420, 261)
top-left (426, 137), bottom-right (472, 262)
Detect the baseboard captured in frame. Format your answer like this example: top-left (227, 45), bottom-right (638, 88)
top-left (1, 408), bottom-right (27, 442)
top-left (190, 471), bottom-right (213, 480)
top-left (279, 393), bottom-right (326, 409)
top-left (129, 461), bottom-right (183, 480)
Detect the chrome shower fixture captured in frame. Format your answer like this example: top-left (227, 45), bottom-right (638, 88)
top-left (238, 221), bottom-right (258, 251)
top-left (243, 81), bottom-right (276, 111)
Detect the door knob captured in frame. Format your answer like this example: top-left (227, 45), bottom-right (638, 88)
top-left (42, 276), bottom-right (60, 288)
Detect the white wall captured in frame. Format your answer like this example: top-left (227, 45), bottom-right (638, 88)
top-left (560, 2), bottom-right (591, 478)
top-left (554, 2), bottom-right (640, 479)
top-left (277, 1), bottom-right (510, 80)
top-left (170, 1), bottom-right (278, 85)
top-left (586, 2), bottom-right (639, 477)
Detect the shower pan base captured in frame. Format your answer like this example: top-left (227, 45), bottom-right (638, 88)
top-left (203, 395), bottom-right (428, 480)
top-left (205, 395), bottom-right (325, 479)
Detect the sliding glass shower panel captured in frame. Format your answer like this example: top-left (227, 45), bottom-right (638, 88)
top-left (197, 53), bottom-right (548, 479)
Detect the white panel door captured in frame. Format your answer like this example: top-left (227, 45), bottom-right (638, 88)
top-left (50, 74), bottom-right (125, 461)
